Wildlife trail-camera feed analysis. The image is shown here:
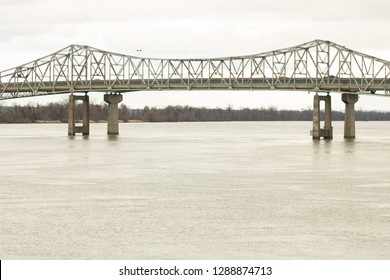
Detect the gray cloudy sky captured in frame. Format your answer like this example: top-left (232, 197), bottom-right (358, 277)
top-left (1, 0), bottom-right (390, 110)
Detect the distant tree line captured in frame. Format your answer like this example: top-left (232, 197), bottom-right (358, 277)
top-left (1, 102), bottom-right (390, 123)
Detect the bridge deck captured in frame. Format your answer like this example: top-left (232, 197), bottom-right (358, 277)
top-left (1, 78), bottom-right (389, 99)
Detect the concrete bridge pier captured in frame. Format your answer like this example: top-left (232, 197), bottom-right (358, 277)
top-left (104, 93), bottom-right (123, 135)
top-left (68, 93), bottom-right (89, 136)
top-left (342, 93), bottom-right (359, 139)
top-left (312, 93), bottom-right (333, 140)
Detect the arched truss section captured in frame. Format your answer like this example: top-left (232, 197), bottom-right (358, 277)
top-left (1, 40), bottom-right (390, 100)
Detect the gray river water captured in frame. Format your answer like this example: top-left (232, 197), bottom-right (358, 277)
top-left (0, 122), bottom-right (389, 259)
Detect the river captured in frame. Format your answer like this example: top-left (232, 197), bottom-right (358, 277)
top-left (0, 122), bottom-right (389, 259)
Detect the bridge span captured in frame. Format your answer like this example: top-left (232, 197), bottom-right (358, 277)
top-left (1, 39), bottom-right (390, 138)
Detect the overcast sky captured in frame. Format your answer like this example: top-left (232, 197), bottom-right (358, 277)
top-left (1, 0), bottom-right (390, 111)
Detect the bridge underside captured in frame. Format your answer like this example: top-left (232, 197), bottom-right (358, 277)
top-left (64, 90), bottom-right (359, 139)
top-left (67, 92), bottom-right (123, 136)
top-left (0, 81), bottom-right (368, 138)
top-left (0, 81), bottom-right (367, 138)
top-left (312, 93), bottom-right (359, 140)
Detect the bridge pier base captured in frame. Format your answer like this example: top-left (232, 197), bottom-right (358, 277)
top-left (342, 93), bottom-right (359, 139)
top-left (68, 93), bottom-right (89, 136)
top-left (104, 93), bottom-right (123, 135)
top-left (312, 93), bottom-right (333, 140)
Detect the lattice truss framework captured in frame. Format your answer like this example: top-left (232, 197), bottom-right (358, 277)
top-left (1, 40), bottom-right (390, 100)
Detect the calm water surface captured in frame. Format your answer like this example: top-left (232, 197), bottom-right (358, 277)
top-left (1, 122), bottom-right (390, 259)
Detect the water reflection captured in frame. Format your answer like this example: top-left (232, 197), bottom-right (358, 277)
top-left (107, 135), bottom-right (119, 141)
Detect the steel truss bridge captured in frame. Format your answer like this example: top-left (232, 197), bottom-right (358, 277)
top-left (1, 39), bottom-right (390, 100)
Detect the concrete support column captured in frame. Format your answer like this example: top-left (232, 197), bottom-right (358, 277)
top-left (83, 94), bottom-right (90, 134)
top-left (312, 93), bottom-right (333, 139)
top-left (68, 93), bottom-right (89, 136)
top-left (342, 93), bottom-right (359, 139)
top-left (68, 93), bottom-right (75, 136)
top-left (104, 93), bottom-right (123, 135)
top-left (324, 94), bottom-right (332, 139)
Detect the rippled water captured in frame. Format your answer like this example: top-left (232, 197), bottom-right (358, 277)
top-left (1, 122), bottom-right (390, 259)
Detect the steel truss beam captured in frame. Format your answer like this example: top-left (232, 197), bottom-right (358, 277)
top-left (1, 40), bottom-right (390, 100)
